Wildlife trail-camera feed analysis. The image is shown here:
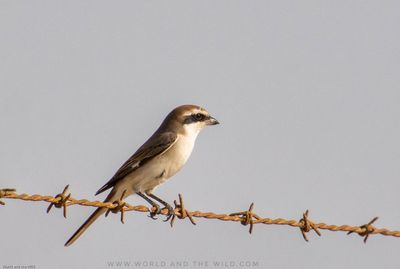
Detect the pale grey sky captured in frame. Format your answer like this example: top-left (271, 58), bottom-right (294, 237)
top-left (1, 1), bottom-right (400, 268)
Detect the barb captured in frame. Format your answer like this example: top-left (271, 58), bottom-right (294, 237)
top-left (105, 189), bottom-right (127, 224)
top-left (0, 188), bottom-right (16, 205)
top-left (1, 188), bottom-right (400, 242)
top-left (170, 193), bottom-right (196, 227)
top-left (230, 202), bottom-right (257, 234)
top-left (298, 210), bottom-right (321, 242)
top-left (47, 185), bottom-right (71, 218)
top-left (347, 217), bottom-right (379, 243)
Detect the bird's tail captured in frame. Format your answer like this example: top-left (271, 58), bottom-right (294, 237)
top-left (64, 187), bottom-right (122, 247)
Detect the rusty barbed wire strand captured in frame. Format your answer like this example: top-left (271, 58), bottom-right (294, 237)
top-left (1, 186), bottom-right (400, 242)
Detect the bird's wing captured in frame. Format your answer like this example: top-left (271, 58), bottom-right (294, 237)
top-left (95, 132), bottom-right (178, 195)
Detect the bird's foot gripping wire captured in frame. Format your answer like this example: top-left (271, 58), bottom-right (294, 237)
top-left (137, 192), bottom-right (162, 220)
top-left (161, 203), bottom-right (175, 222)
top-left (149, 204), bottom-right (162, 220)
top-left (147, 193), bottom-right (176, 222)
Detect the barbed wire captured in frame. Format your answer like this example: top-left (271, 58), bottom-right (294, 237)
top-left (1, 185), bottom-right (399, 243)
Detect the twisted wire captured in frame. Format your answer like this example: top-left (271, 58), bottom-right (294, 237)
top-left (1, 187), bottom-right (399, 242)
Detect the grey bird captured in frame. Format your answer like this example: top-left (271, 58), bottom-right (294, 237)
top-left (65, 104), bottom-right (219, 246)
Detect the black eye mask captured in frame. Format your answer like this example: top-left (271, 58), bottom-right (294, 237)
top-left (184, 113), bottom-right (207, 124)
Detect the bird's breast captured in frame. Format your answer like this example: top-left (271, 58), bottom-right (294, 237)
top-left (159, 134), bottom-right (196, 178)
top-left (123, 134), bottom-right (197, 193)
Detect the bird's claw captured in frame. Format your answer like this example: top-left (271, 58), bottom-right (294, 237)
top-left (148, 205), bottom-right (161, 220)
top-left (163, 204), bottom-right (176, 222)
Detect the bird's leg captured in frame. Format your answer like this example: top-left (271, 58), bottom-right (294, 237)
top-left (137, 192), bottom-right (161, 219)
top-left (146, 192), bottom-right (175, 222)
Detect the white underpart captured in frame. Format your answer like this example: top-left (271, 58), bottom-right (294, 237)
top-left (115, 121), bottom-right (204, 195)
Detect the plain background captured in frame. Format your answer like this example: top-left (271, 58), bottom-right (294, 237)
top-left (1, 1), bottom-right (399, 268)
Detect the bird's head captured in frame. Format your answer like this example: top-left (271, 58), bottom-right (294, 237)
top-left (162, 104), bottom-right (219, 136)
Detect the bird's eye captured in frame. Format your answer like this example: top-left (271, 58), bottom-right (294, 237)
top-left (193, 113), bottom-right (204, 121)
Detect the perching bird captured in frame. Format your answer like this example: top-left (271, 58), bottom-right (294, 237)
top-left (65, 104), bottom-right (219, 246)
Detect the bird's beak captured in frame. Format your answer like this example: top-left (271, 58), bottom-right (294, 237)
top-left (206, 116), bottom-right (220, 125)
